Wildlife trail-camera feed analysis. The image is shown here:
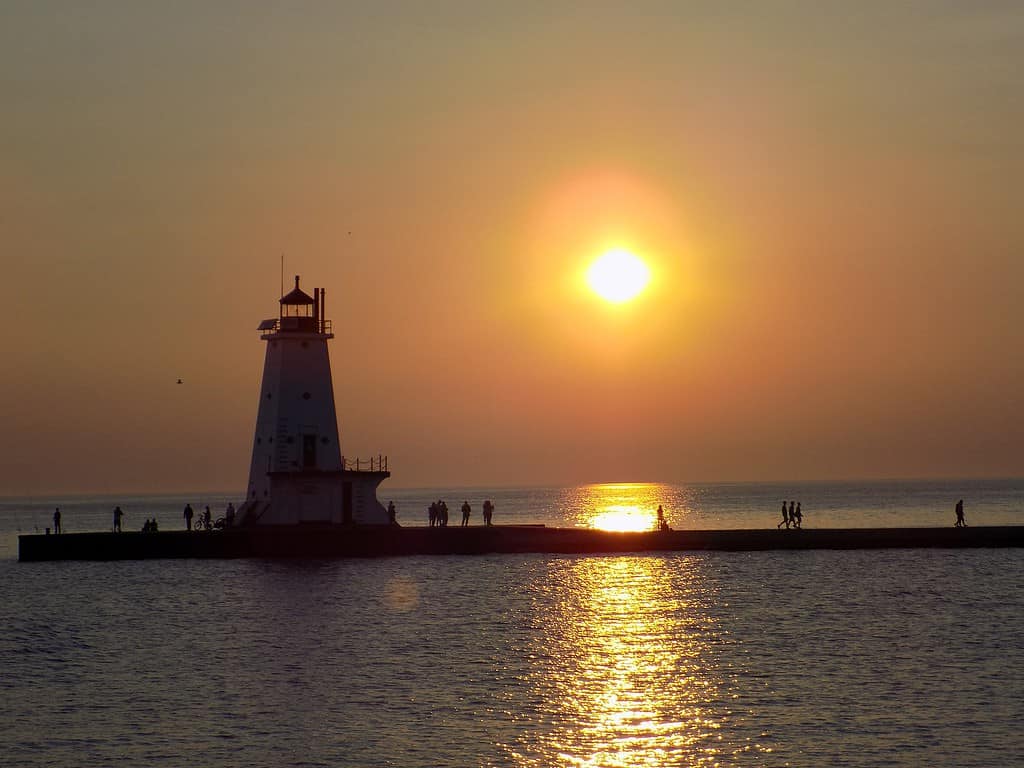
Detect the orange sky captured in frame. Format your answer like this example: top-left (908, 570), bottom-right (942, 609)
top-left (1, 3), bottom-right (1022, 494)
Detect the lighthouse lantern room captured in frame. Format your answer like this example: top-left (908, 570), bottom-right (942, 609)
top-left (236, 276), bottom-right (390, 526)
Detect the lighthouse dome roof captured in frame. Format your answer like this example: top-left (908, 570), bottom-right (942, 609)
top-left (280, 275), bottom-right (315, 305)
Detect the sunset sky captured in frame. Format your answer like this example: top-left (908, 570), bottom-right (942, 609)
top-left (2, 2), bottom-right (1022, 494)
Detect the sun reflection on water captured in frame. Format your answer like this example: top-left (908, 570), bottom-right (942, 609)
top-left (576, 483), bottom-right (667, 531)
top-left (589, 506), bottom-right (655, 532)
top-left (503, 554), bottom-right (733, 767)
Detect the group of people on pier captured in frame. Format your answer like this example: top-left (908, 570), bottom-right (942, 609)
top-left (773, 498), bottom-right (969, 529)
top-left (427, 500), bottom-right (448, 526)
top-left (176, 495), bottom-right (970, 533)
top-left (777, 500), bottom-right (803, 529)
top-left (427, 499), bottom-right (495, 527)
top-left (184, 502), bottom-right (235, 531)
top-left (184, 503), bottom-right (210, 531)
top-left (97, 502), bottom-right (239, 533)
top-left (44, 494), bottom-right (979, 536)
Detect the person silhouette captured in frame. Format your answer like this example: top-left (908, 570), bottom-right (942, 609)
top-left (483, 499), bottom-right (494, 526)
top-left (461, 501), bottom-right (471, 527)
top-left (184, 503), bottom-right (194, 531)
top-left (656, 504), bottom-right (668, 531)
top-left (53, 507), bottom-right (61, 534)
top-left (113, 506), bottom-right (123, 533)
top-left (794, 502), bottom-right (802, 529)
top-left (778, 501), bottom-right (789, 529)
top-left (954, 499), bottom-right (966, 528)
top-left (388, 500), bottom-right (397, 525)
top-left (788, 501), bottom-right (795, 528)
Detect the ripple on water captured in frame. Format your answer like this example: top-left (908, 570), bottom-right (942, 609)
top-left (0, 550), bottom-right (1021, 767)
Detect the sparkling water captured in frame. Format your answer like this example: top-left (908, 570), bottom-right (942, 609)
top-left (2, 480), bottom-right (1022, 767)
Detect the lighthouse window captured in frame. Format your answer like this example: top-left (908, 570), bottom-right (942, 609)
top-left (302, 392), bottom-right (311, 400)
top-left (257, 438), bottom-right (262, 445)
top-left (266, 392), bottom-right (273, 400)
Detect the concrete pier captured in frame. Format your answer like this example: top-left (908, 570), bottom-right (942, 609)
top-left (18, 525), bottom-right (1024, 562)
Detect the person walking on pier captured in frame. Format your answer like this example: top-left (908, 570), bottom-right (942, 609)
top-left (53, 507), bottom-right (61, 534)
top-left (794, 502), bottom-right (802, 529)
top-left (955, 499), bottom-right (966, 528)
top-left (778, 501), bottom-right (789, 529)
top-left (113, 506), bottom-right (123, 533)
top-left (440, 500), bottom-right (449, 527)
top-left (428, 502), bottom-right (437, 527)
top-left (184, 503), bottom-right (194, 531)
top-left (388, 500), bottom-right (397, 526)
top-left (203, 506), bottom-right (212, 530)
top-left (461, 501), bottom-right (471, 527)
top-left (483, 499), bottom-right (494, 526)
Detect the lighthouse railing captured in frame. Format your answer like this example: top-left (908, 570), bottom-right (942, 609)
top-left (258, 319), bottom-right (333, 337)
top-left (341, 455), bottom-right (389, 473)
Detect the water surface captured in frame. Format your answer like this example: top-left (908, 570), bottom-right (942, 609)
top-left (2, 481), bottom-right (1022, 766)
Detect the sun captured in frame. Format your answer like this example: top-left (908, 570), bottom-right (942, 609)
top-left (586, 248), bottom-right (651, 303)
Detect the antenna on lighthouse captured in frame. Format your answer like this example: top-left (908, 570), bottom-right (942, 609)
top-left (280, 253), bottom-right (285, 297)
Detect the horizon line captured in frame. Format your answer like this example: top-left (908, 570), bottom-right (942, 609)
top-left (2, 474), bottom-right (1022, 501)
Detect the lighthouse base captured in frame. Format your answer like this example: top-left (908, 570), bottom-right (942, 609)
top-left (236, 470), bottom-right (390, 526)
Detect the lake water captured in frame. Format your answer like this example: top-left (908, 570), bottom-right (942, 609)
top-left (2, 479), bottom-right (1022, 767)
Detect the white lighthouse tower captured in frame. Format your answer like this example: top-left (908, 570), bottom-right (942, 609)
top-left (236, 276), bottom-right (390, 526)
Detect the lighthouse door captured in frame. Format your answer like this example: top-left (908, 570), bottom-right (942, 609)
top-left (342, 482), bottom-right (353, 524)
top-left (302, 434), bottom-right (317, 468)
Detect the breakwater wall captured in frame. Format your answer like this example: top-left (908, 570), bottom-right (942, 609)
top-left (18, 525), bottom-right (1024, 562)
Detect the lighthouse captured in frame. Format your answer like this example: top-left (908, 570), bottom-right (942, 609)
top-left (236, 276), bottom-right (390, 526)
